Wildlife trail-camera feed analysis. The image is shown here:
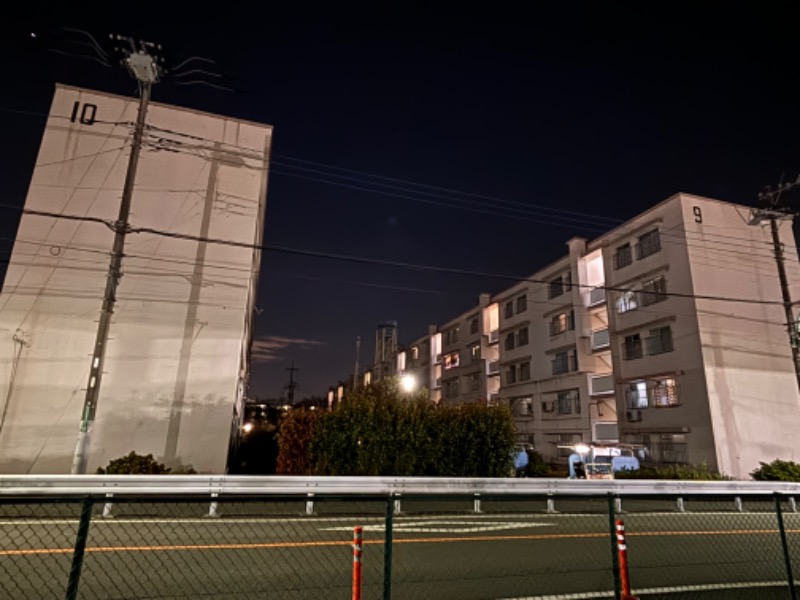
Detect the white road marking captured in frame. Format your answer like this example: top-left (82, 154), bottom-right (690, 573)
top-left (320, 520), bottom-right (554, 533)
top-left (497, 579), bottom-right (791, 599)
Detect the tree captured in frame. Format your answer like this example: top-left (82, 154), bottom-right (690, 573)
top-left (96, 451), bottom-right (172, 474)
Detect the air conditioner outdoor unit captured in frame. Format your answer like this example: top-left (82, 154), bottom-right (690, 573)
top-left (626, 410), bottom-right (642, 422)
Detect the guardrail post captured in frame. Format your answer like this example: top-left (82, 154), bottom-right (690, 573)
top-left (546, 494), bottom-right (556, 514)
top-left (790, 497), bottom-right (797, 514)
top-left (393, 495), bottom-right (402, 515)
top-left (734, 496), bottom-right (743, 512)
top-left (383, 495), bottom-right (394, 600)
top-left (306, 493), bottom-right (315, 516)
top-left (615, 497), bottom-right (623, 514)
top-left (65, 497), bottom-right (94, 600)
top-left (102, 493), bottom-right (114, 518)
top-left (607, 494), bottom-right (622, 600)
top-left (473, 493), bottom-right (482, 514)
top-left (207, 493), bottom-right (219, 518)
top-left (676, 497), bottom-right (685, 513)
top-left (775, 493), bottom-right (797, 600)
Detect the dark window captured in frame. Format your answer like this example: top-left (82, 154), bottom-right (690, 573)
top-left (517, 327), bottom-right (529, 346)
top-left (641, 276), bottom-right (667, 307)
top-left (469, 317), bottom-right (479, 334)
top-left (548, 277), bottom-right (564, 299)
top-left (552, 349), bottom-right (577, 375)
top-left (636, 229), bottom-right (661, 260)
top-left (614, 243), bottom-right (633, 269)
top-left (505, 334), bottom-right (515, 351)
top-left (469, 372), bottom-right (481, 391)
top-left (623, 334), bottom-right (643, 360)
top-left (506, 367), bottom-right (517, 384)
top-left (557, 391), bottom-right (578, 415)
top-left (646, 326), bottom-right (673, 355)
top-left (504, 302), bottom-right (514, 319)
top-left (516, 295), bottom-right (527, 313)
top-left (549, 311), bottom-right (575, 336)
top-left (518, 362), bottom-right (531, 381)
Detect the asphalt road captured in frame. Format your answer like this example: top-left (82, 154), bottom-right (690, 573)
top-left (1, 500), bottom-right (799, 599)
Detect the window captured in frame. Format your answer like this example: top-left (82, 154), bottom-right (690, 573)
top-left (504, 333), bottom-right (515, 351)
top-left (452, 326), bottom-right (459, 343)
top-left (504, 301), bottom-right (514, 319)
top-left (549, 310), bottom-right (575, 336)
top-left (469, 317), bottom-right (479, 334)
top-left (444, 351), bottom-right (460, 369)
top-left (552, 349), bottom-right (578, 375)
top-left (557, 390), bottom-right (579, 415)
top-left (627, 382), bottom-right (648, 409)
top-left (636, 229), bottom-right (661, 260)
top-left (517, 327), bottom-right (529, 346)
top-left (623, 334), bottom-right (643, 360)
top-left (411, 346), bottom-right (419, 360)
top-left (653, 378), bottom-right (679, 407)
top-left (518, 361), bottom-right (530, 381)
top-left (468, 372), bottom-right (481, 391)
top-left (591, 328), bottom-right (610, 350)
top-left (469, 343), bottom-right (481, 361)
top-left (516, 396), bottom-right (533, 417)
top-left (641, 275), bottom-right (667, 307)
top-left (616, 290), bottom-right (638, 314)
top-left (548, 276), bottom-right (565, 299)
top-left (646, 326), bottom-right (673, 355)
top-left (614, 243), bottom-right (633, 269)
top-left (516, 295), bottom-right (527, 313)
top-left (506, 366), bottom-right (517, 384)
top-left (443, 378), bottom-right (460, 399)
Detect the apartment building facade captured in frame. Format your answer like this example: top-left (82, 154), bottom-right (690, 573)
top-left (369, 193), bottom-right (800, 478)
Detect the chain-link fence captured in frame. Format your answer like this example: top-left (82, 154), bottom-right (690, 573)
top-left (1, 492), bottom-right (798, 599)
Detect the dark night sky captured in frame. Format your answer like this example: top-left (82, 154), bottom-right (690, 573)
top-left (2, 4), bottom-right (800, 399)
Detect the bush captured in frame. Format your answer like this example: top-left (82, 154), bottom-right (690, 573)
top-left (615, 462), bottom-right (729, 480)
top-left (751, 459), bottom-right (800, 482)
top-left (277, 379), bottom-right (517, 477)
top-left (96, 451), bottom-right (171, 474)
top-left (522, 451), bottom-right (551, 478)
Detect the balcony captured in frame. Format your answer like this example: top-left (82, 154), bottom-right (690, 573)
top-left (588, 287), bottom-right (606, 307)
top-left (591, 328), bottom-right (610, 350)
top-left (590, 373), bottom-right (614, 395)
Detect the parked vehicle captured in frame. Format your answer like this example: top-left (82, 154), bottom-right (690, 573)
top-left (565, 444), bottom-right (640, 480)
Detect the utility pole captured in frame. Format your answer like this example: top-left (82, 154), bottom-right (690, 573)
top-left (353, 336), bottom-right (361, 390)
top-left (285, 361), bottom-right (299, 405)
top-left (751, 176), bottom-right (800, 392)
top-left (71, 37), bottom-right (163, 474)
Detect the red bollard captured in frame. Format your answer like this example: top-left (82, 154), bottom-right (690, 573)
top-left (352, 526), bottom-right (363, 600)
top-left (615, 519), bottom-right (639, 600)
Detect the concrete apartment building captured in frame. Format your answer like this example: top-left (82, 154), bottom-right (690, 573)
top-left (380, 193), bottom-right (800, 479)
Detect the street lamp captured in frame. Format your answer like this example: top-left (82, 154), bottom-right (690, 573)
top-left (400, 374), bottom-right (417, 393)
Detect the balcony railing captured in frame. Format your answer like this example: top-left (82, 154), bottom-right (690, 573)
top-left (590, 374), bottom-right (614, 395)
top-left (488, 330), bottom-right (499, 344)
top-left (487, 360), bottom-right (500, 375)
top-left (591, 328), bottom-right (610, 350)
top-left (588, 287), bottom-right (606, 306)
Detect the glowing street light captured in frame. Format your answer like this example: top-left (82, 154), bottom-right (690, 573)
top-left (400, 374), bottom-right (417, 393)
top-left (242, 422), bottom-right (254, 433)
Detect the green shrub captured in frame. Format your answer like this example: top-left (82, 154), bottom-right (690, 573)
top-left (523, 451), bottom-right (551, 478)
top-left (278, 379), bottom-right (516, 477)
top-left (96, 451), bottom-right (171, 474)
top-left (276, 408), bottom-right (318, 475)
top-left (615, 462), bottom-right (729, 480)
top-left (751, 459), bottom-right (800, 482)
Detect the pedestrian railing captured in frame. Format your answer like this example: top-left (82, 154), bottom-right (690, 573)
top-left (1, 476), bottom-right (800, 599)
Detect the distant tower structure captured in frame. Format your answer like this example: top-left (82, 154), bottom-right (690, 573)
top-left (374, 321), bottom-right (398, 381)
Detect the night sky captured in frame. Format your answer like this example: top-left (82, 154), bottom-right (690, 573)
top-left (2, 4), bottom-right (800, 399)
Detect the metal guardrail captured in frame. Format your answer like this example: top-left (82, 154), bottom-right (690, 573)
top-left (2, 475), bottom-right (800, 497)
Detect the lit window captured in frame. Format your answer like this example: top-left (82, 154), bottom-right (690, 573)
top-left (627, 382), bottom-right (648, 409)
top-left (653, 378), bottom-right (679, 407)
top-left (617, 290), bottom-right (638, 314)
top-left (444, 351), bottom-right (460, 369)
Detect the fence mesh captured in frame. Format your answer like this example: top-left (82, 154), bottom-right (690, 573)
top-left (0, 492), bottom-right (798, 599)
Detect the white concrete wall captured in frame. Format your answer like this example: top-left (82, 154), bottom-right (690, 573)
top-left (0, 85), bottom-right (271, 473)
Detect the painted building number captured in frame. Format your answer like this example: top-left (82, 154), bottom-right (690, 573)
top-left (693, 206), bottom-right (702, 223)
top-left (70, 101), bottom-right (97, 125)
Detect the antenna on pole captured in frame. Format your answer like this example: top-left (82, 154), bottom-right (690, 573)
top-left (71, 36), bottom-right (164, 475)
top-left (353, 336), bottom-right (361, 390)
top-left (285, 361), bottom-right (300, 406)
